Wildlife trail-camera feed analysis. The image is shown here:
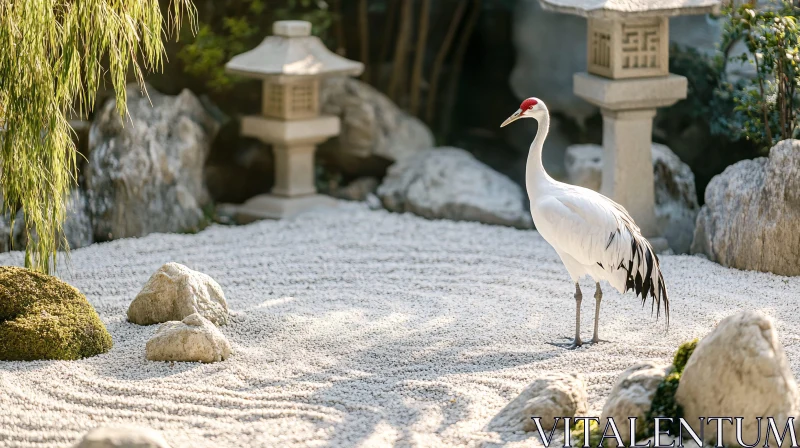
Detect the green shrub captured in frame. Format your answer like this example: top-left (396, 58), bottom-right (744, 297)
top-left (656, 44), bottom-right (760, 204)
top-left (721, 0), bottom-right (800, 150)
top-left (0, 266), bottom-right (113, 361)
top-left (177, 0), bottom-right (334, 93)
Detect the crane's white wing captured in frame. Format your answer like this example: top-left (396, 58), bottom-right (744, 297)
top-left (534, 187), bottom-right (669, 323)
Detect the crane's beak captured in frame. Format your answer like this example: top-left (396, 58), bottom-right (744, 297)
top-left (500, 109), bottom-right (522, 128)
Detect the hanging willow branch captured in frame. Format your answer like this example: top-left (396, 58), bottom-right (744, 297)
top-left (0, 0), bottom-right (196, 273)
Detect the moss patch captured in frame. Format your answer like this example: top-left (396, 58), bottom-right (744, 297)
top-left (672, 339), bottom-right (698, 374)
top-left (0, 266), bottom-right (113, 361)
top-left (571, 419), bottom-right (602, 447)
top-left (643, 339), bottom-right (699, 437)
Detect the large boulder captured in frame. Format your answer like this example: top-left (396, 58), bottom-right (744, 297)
top-left (86, 84), bottom-right (219, 241)
top-left (127, 262), bottom-right (229, 326)
top-left (676, 310), bottom-right (799, 447)
top-left (146, 313), bottom-right (231, 363)
top-left (13, 189), bottom-right (93, 251)
top-left (565, 143), bottom-right (699, 253)
top-left (600, 361), bottom-right (673, 447)
top-left (319, 77), bottom-right (434, 177)
top-left (0, 266), bottom-right (113, 361)
top-left (73, 425), bottom-right (171, 448)
top-left (377, 148), bottom-right (533, 229)
top-left (488, 373), bottom-right (588, 432)
top-left (691, 140), bottom-right (800, 275)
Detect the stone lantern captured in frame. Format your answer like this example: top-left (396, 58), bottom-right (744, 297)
top-left (539, 0), bottom-right (720, 247)
top-left (225, 20), bottom-right (364, 221)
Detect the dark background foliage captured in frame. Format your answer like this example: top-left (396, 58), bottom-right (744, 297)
top-left (145, 0), bottom-right (800, 206)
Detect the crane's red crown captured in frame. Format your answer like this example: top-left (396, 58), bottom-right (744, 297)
top-left (520, 98), bottom-right (538, 110)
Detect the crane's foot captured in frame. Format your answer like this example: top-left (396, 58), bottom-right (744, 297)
top-left (548, 337), bottom-right (584, 350)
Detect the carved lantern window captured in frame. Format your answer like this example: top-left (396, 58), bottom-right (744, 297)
top-left (588, 17), bottom-right (668, 79)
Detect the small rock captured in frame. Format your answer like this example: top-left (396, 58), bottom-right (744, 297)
top-left (377, 148), bottom-right (533, 229)
top-left (488, 373), bottom-right (588, 432)
top-left (565, 143), bottom-right (699, 254)
top-left (73, 425), bottom-right (170, 448)
top-left (600, 361), bottom-right (673, 447)
top-left (676, 310), bottom-right (799, 447)
top-left (331, 177), bottom-right (379, 202)
top-left (128, 263), bottom-right (229, 326)
top-left (365, 193), bottom-right (383, 210)
top-left (691, 139), bottom-right (800, 276)
top-left (146, 313), bottom-right (231, 363)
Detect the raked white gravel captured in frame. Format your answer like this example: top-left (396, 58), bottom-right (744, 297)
top-left (1, 202), bottom-right (799, 447)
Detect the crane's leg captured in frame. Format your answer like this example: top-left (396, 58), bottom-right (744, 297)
top-left (592, 282), bottom-right (602, 344)
top-left (569, 282), bottom-right (583, 349)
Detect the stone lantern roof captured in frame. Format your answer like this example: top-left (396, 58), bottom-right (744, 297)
top-left (225, 20), bottom-right (364, 81)
top-left (538, 0), bottom-right (721, 19)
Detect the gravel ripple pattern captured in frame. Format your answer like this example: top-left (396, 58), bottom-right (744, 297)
top-left (1, 202), bottom-right (799, 447)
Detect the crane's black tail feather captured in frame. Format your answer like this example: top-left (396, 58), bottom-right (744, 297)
top-left (623, 232), bottom-right (669, 329)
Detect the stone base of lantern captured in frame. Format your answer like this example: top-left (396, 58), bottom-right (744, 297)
top-left (573, 72), bottom-right (687, 240)
top-left (235, 193), bottom-right (337, 223)
top-left (234, 114), bottom-right (342, 223)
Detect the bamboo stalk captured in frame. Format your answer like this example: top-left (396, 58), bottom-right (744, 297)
top-left (425, 0), bottom-right (467, 124)
top-left (387, 0), bottom-right (413, 102)
top-left (409, 0), bottom-right (430, 116)
top-left (358, 0), bottom-right (370, 83)
top-left (376, 0), bottom-right (400, 86)
top-left (440, 0), bottom-right (481, 138)
top-left (332, 0), bottom-right (346, 56)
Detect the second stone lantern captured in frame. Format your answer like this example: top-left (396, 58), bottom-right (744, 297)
top-left (539, 0), bottom-right (720, 249)
top-left (225, 20), bottom-right (364, 221)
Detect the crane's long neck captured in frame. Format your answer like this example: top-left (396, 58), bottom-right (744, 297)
top-left (526, 113), bottom-right (553, 197)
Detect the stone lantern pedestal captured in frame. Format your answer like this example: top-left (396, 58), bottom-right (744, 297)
top-left (539, 0), bottom-right (719, 246)
top-left (236, 115), bottom-right (340, 221)
top-left (574, 73), bottom-right (687, 238)
top-left (224, 20), bottom-right (364, 222)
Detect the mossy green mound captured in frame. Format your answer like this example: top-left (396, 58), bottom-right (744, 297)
top-left (0, 266), bottom-right (113, 361)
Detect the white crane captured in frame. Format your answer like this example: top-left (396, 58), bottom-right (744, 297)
top-left (501, 97), bottom-right (668, 348)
